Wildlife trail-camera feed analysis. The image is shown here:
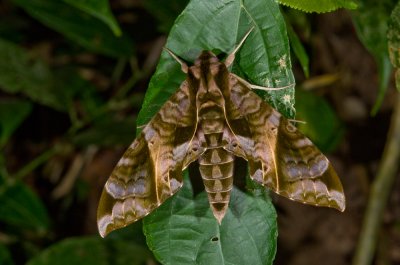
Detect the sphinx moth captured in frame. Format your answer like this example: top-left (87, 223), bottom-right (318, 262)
top-left (97, 30), bottom-right (345, 237)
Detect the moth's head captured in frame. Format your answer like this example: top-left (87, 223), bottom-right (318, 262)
top-left (193, 50), bottom-right (219, 67)
top-left (189, 50), bottom-right (228, 80)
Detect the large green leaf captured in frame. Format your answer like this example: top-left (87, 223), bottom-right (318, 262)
top-left (26, 236), bottom-right (153, 265)
top-left (351, 0), bottom-right (395, 115)
top-left (143, 173), bottom-right (277, 265)
top-left (11, 0), bottom-right (133, 58)
top-left (137, 0), bottom-right (296, 128)
top-left (63, 0), bottom-right (122, 36)
top-left (0, 180), bottom-right (50, 233)
top-left (0, 99), bottom-right (32, 147)
top-left (278, 0), bottom-right (357, 13)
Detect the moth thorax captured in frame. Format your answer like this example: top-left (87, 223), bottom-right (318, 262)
top-left (199, 104), bottom-right (225, 136)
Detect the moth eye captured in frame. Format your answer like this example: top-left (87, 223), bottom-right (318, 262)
top-left (232, 142), bottom-right (238, 148)
top-left (270, 127), bottom-right (277, 133)
top-left (191, 146), bottom-right (198, 153)
top-left (286, 123), bottom-right (296, 133)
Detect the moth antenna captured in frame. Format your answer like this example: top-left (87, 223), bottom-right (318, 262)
top-left (163, 47), bottom-right (188, 73)
top-left (225, 26), bottom-right (255, 67)
top-left (250, 83), bottom-right (295, 91)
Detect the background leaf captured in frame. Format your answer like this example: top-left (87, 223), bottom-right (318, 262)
top-left (0, 99), bottom-right (32, 147)
top-left (351, 0), bottom-right (395, 115)
top-left (388, 0), bottom-right (400, 91)
top-left (72, 115), bottom-right (136, 147)
top-left (11, 0), bottom-right (133, 58)
top-left (286, 20), bottom-right (309, 78)
top-left (295, 89), bottom-right (344, 152)
top-left (143, 173), bottom-right (277, 265)
top-left (0, 38), bottom-right (103, 115)
top-left (143, 0), bottom-right (189, 33)
top-left (0, 39), bottom-right (74, 111)
top-left (0, 244), bottom-right (14, 265)
top-left (278, 0), bottom-right (357, 13)
top-left (0, 180), bottom-right (50, 233)
top-left (63, 0), bottom-right (122, 36)
top-left (26, 236), bottom-right (153, 265)
top-left (137, 0), bottom-right (296, 128)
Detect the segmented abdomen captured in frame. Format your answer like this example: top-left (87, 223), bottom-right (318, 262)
top-left (198, 106), bottom-right (234, 223)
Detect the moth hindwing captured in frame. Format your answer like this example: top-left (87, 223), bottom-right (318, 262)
top-left (97, 33), bottom-right (345, 238)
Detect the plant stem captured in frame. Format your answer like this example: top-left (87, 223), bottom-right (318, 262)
top-left (352, 92), bottom-right (400, 265)
top-left (13, 148), bottom-right (58, 181)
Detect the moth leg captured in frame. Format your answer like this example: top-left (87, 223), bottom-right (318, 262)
top-left (249, 83), bottom-right (295, 91)
top-left (230, 73), bottom-right (295, 92)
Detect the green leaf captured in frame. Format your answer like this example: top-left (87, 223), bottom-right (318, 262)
top-left (0, 244), bottom-right (14, 265)
top-left (0, 99), bottom-right (32, 147)
top-left (0, 180), bottom-right (50, 233)
top-left (351, 0), bottom-right (395, 115)
top-left (26, 236), bottom-right (152, 265)
top-left (143, 0), bottom-right (189, 32)
top-left (279, 0), bottom-right (357, 13)
top-left (11, 0), bottom-right (133, 58)
top-left (137, 0), bottom-right (296, 128)
top-left (63, 0), bottom-right (122, 36)
top-left (295, 89), bottom-right (344, 152)
top-left (143, 173), bottom-right (277, 265)
top-left (388, 0), bottom-right (400, 91)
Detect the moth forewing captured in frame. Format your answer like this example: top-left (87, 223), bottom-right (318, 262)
top-left (97, 78), bottom-right (199, 238)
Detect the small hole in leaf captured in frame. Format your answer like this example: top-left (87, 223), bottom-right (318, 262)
top-left (211, 237), bottom-right (219, 242)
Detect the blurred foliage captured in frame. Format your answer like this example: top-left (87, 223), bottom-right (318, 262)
top-left (0, 99), bottom-right (32, 147)
top-left (351, 0), bottom-right (396, 115)
top-left (26, 236), bottom-right (152, 265)
top-left (0, 0), bottom-right (388, 264)
top-left (295, 90), bottom-right (345, 152)
top-left (388, 0), bottom-right (400, 91)
top-left (143, 0), bottom-right (189, 33)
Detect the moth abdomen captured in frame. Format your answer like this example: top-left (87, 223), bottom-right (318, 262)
top-left (198, 147), bottom-right (235, 224)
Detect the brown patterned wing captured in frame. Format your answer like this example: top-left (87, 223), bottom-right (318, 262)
top-left (223, 74), bottom-right (345, 211)
top-left (97, 80), bottom-right (202, 237)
